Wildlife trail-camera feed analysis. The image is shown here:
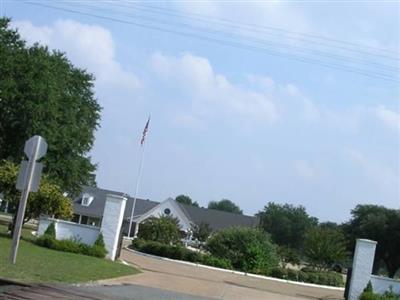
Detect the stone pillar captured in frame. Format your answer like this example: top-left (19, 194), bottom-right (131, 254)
top-left (348, 239), bottom-right (377, 300)
top-left (100, 194), bottom-right (127, 261)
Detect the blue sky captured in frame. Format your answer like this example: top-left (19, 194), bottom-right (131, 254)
top-left (4, 0), bottom-right (399, 222)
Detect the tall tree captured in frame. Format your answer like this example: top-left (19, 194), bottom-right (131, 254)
top-left (304, 226), bottom-right (347, 271)
top-left (257, 202), bottom-right (318, 250)
top-left (175, 194), bottom-right (199, 207)
top-left (343, 204), bottom-right (400, 278)
top-left (208, 199), bottom-right (243, 214)
top-left (0, 18), bottom-right (101, 194)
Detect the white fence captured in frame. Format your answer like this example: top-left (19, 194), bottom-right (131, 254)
top-left (371, 275), bottom-right (400, 295)
top-left (348, 239), bottom-right (400, 299)
top-left (38, 217), bottom-right (100, 245)
top-left (37, 193), bottom-right (127, 261)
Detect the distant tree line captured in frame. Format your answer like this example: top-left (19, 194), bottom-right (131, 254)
top-left (174, 192), bottom-right (400, 278)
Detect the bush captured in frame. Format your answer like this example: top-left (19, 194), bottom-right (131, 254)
top-left (269, 267), bottom-right (288, 279)
top-left (138, 216), bottom-right (181, 245)
top-left (360, 282), bottom-right (400, 300)
top-left (131, 239), bottom-right (232, 270)
top-left (94, 233), bottom-right (105, 248)
top-left (36, 234), bottom-right (107, 258)
top-left (268, 267), bottom-right (343, 287)
top-left (201, 255), bottom-right (232, 269)
top-left (44, 222), bottom-right (56, 239)
top-left (206, 226), bottom-right (279, 274)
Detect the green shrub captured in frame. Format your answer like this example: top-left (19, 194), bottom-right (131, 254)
top-left (131, 239), bottom-right (232, 269)
top-left (36, 234), bottom-right (107, 258)
top-left (201, 255), bottom-right (232, 269)
top-left (359, 283), bottom-right (400, 300)
top-left (94, 233), bottom-right (105, 248)
top-left (287, 269), bottom-right (298, 281)
top-left (206, 226), bottom-right (279, 274)
top-left (44, 222), bottom-right (56, 239)
top-left (297, 271), bottom-right (308, 282)
top-left (184, 250), bottom-right (203, 262)
top-left (268, 267), bottom-right (343, 287)
top-left (269, 267), bottom-right (288, 279)
top-left (138, 216), bottom-right (182, 245)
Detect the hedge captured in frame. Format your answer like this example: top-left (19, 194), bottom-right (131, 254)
top-left (36, 233), bottom-right (107, 258)
top-left (131, 239), bottom-right (343, 287)
top-left (131, 239), bottom-right (232, 269)
top-left (360, 282), bottom-right (400, 300)
top-left (269, 267), bottom-right (343, 287)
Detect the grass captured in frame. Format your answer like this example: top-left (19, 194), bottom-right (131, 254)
top-left (0, 224), bottom-right (139, 283)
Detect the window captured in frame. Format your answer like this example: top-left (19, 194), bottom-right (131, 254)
top-left (81, 193), bottom-right (94, 206)
top-left (164, 208), bottom-right (171, 215)
top-left (80, 215), bottom-right (88, 225)
top-left (71, 214), bottom-right (80, 223)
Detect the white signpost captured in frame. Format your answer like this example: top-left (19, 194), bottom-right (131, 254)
top-left (10, 135), bottom-right (47, 264)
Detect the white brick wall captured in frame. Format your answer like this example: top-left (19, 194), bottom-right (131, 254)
top-left (38, 217), bottom-right (100, 245)
top-left (371, 275), bottom-right (400, 294)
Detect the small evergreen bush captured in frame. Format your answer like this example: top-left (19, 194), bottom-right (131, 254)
top-left (44, 222), bottom-right (56, 239)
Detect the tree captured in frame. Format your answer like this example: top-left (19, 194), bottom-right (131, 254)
top-left (0, 18), bottom-right (101, 194)
top-left (175, 195), bottom-right (199, 207)
top-left (257, 202), bottom-right (318, 250)
top-left (206, 226), bottom-right (279, 274)
top-left (0, 160), bottom-right (73, 233)
top-left (137, 216), bottom-right (182, 245)
top-left (343, 204), bottom-right (400, 278)
top-left (192, 222), bottom-right (212, 242)
top-left (304, 226), bottom-right (347, 271)
top-left (208, 199), bottom-right (243, 214)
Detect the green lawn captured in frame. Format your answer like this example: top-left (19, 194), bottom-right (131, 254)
top-left (0, 225), bottom-right (139, 283)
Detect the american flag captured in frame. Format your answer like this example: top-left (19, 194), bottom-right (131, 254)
top-left (140, 117), bottom-right (150, 146)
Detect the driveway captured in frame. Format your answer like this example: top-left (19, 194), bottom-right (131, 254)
top-left (98, 249), bottom-right (345, 300)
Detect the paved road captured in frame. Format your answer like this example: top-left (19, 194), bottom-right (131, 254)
top-left (98, 249), bottom-right (345, 300)
top-left (76, 284), bottom-right (211, 300)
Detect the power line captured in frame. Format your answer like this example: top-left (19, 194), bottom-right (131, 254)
top-left (114, 1), bottom-right (400, 57)
top-left (21, 0), bottom-right (399, 58)
top-left (74, 1), bottom-right (398, 73)
top-left (23, 1), bottom-right (399, 82)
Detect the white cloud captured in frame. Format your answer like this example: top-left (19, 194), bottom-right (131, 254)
top-left (344, 148), bottom-right (399, 188)
top-left (375, 105), bottom-right (400, 131)
top-left (295, 160), bottom-right (316, 179)
top-left (12, 20), bottom-right (140, 94)
top-left (151, 52), bottom-right (279, 123)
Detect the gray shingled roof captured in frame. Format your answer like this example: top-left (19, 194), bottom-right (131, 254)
top-left (73, 186), bottom-right (159, 219)
top-left (178, 203), bottom-right (259, 231)
top-left (73, 186), bottom-right (259, 230)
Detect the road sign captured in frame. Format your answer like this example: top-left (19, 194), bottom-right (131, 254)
top-left (24, 135), bottom-right (47, 160)
top-left (10, 135), bottom-right (47, 264)
top-left (16, 160), bottom-right (43, 192)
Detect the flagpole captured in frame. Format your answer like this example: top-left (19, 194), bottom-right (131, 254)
top-left (127, 116), bottom-right (150, 238)
top-left (127, 141), bottom-right (146, 238)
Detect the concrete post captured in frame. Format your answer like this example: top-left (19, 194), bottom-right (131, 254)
top-left (134, 222), bottom-right (140, 238)
top-left (348, 239), bottom-right (377, 300)
top-left (100, 194), bottom-right (127, 261)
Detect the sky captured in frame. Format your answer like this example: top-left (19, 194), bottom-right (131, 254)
top-left (3, 0), bottom-right (399, 222)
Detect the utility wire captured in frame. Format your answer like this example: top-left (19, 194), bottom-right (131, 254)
top-left (120, 1), bottom-right (400, 58)
top-left (23, 1), bottom-right (400, 82)
top-left (74, 1), bottom-right (398, 73)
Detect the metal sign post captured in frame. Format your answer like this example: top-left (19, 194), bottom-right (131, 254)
top-left (10, 135), bottom-right (47, 264)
